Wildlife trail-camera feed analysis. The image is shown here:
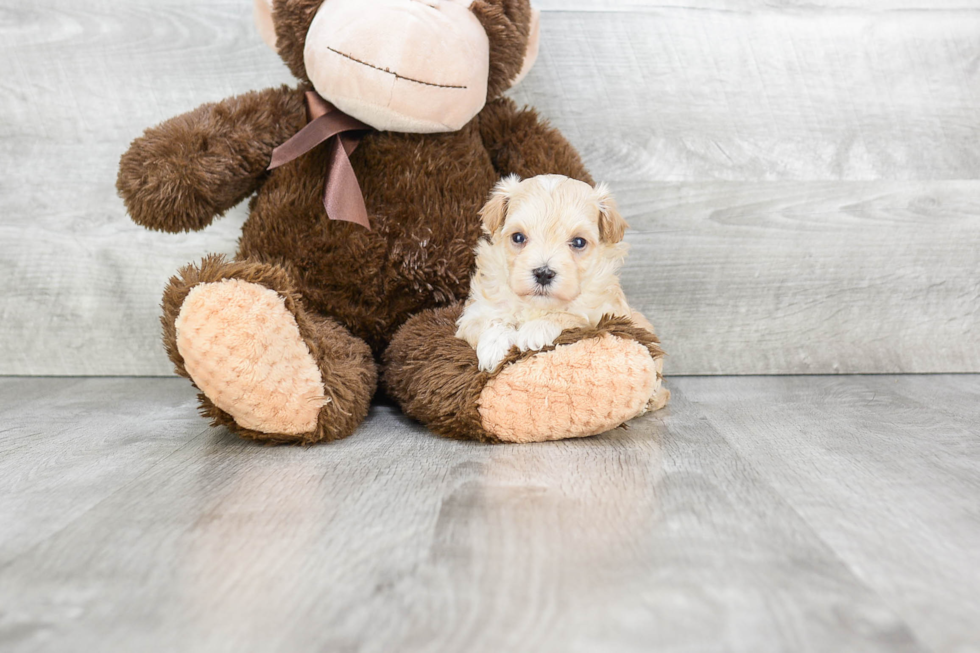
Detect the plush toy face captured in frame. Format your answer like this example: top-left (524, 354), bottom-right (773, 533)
top-left (257, 0), bottom-right (540, 133)
top-left (305, 0), bottom-right (490, 133)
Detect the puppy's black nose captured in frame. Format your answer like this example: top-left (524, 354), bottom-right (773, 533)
top-left (533, 266), bottom-right (557, 286)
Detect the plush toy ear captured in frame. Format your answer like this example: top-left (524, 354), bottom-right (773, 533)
top-left (510, 8), bottom-right (540, 87)
top-left (470, 0), bottom-right (535, 99)
top-left (595, 183), bottom-right (629, 244)
top-left (254, 0), bottom-right (278, 51)
top-left (480, 174), bottom-right (523, 236)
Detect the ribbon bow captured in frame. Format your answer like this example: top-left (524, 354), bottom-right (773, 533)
top-left (268, 91), bottom-right (374, 230)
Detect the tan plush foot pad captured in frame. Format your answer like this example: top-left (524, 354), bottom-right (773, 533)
top-left (175, 279), bottom-right (327, 436)
top-left (479, 335), bottom-right (660, 443)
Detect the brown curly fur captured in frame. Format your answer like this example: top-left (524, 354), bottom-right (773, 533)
top-left (383, 306), bottom-right (665, 444)
top-left (270, 0), bottom-right (325, 83)
top-left (384, 305), bottom-right (496, 442)
top-left (117, 86), bottom-right (306, 233)
top-left (118, 0), bottom-right (621, 444)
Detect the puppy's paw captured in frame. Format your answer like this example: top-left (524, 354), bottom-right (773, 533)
top-left (516, 319), bottom-right (564, 352)
top-left (476, 325), bottom-right (517, 373)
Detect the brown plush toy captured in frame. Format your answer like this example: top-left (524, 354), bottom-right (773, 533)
top-left (117, 0), bottom-right (668, 445)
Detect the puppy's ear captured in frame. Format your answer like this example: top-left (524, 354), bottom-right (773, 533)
top-left (481, 174), bottom-right (522, 236)
top-left (595, 182), bottom-right (629, 243)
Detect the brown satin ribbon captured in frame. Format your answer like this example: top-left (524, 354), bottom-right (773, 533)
top-left (268, 91), bottom-right (374, 230)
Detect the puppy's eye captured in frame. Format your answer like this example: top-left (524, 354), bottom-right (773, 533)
top-left (571, 237), bottom-right (588, 250)
top-left (511, 232), bottom-right (527, 245)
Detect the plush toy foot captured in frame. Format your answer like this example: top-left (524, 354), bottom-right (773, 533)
top-left (162, 255), bottom-right (377, 444)
top-left (384, 305), bottom-right (667, 443)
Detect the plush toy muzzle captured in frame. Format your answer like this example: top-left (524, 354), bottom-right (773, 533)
top-left (256, 0), bottom-right (540, 133)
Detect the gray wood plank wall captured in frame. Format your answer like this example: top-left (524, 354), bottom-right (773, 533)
top-left (1, 0), bottom-right (977, 375)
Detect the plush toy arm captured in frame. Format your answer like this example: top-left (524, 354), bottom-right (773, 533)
top-left (478, 97), bottom-right (594, 184)
top-left (117, 85), bottom-right (307, 233)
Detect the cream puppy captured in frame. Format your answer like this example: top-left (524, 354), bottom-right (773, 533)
top-left (457, 174), bottom-right (633, 372)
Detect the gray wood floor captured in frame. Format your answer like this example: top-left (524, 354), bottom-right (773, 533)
top-left (1, 376), bottom-right (977, 653)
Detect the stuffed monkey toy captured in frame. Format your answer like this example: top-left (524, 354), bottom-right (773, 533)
top-left (117, 0), bottom-right (668, 445)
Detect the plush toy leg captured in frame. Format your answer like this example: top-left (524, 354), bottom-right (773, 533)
top-left (383, 305), bottom-right (667, 444)
top-left (162, 255), bottom-right (377, 444)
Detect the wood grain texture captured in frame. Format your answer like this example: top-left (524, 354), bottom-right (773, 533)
top-left (675, 375), bottom-right (980, 653)
top-left (621, 181), bottom-right (980, 374)
top-left (0, 0), bottom-right (294, 377)
top-left (509, 8), bottom-right (980, 181)
top-left (1, 1), bottom-right (978, 375)
top-left (0, 377), bottom-right (208, 564)
top-left (2, 375), bottom-right (978, 651)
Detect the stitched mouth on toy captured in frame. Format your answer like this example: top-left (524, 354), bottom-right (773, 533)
top-left (326, 47), bottom-right (469, 90)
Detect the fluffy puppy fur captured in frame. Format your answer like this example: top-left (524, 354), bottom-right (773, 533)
top-left (457, 174), bottom-right (632, 371)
